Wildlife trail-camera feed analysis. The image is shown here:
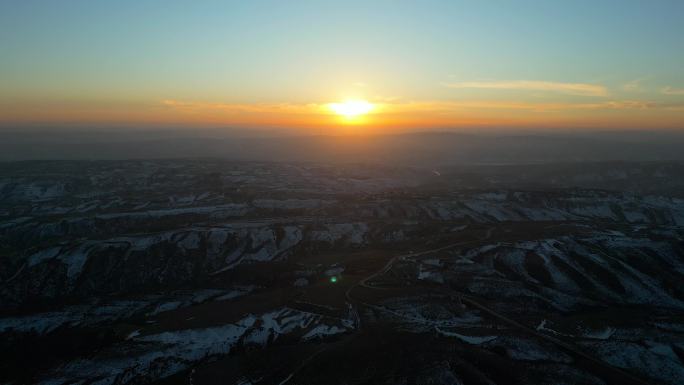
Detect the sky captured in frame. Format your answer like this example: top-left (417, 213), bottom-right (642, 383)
top-left (1, 0), bottom-right (683, 134)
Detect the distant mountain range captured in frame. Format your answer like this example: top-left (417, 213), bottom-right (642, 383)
top-left (2, 128), bottom-right (684, 164)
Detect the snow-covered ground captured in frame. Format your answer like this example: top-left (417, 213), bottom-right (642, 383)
top-left (39, 307), bottom-right (353, 384)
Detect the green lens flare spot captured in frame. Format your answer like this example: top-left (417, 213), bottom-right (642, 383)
top-left (330, 276), bottom-right (337, 283)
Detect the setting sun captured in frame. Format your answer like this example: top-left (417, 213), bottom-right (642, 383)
top-left (329, 100), bottom-right (374, 119)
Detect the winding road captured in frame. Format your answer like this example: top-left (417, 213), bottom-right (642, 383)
top-left (343, 225), bottom-right (654, 385)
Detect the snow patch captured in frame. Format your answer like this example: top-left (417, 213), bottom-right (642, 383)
top-left (435, 327), bottom-right (497, 344)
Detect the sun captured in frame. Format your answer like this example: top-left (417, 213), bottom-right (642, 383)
top-left (329, 99), bottom-right (374, 119)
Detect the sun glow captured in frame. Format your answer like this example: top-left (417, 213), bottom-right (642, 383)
top-left (329, 100), bottom-right (374, 119)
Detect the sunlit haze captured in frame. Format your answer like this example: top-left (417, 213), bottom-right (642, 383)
top-left (329, 100), bottom-right (374, 120)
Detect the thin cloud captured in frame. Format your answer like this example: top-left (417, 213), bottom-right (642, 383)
top-left (444, 80), bottom-right (608, 97)
top-left (662, 86), bottom-right (684, 95)
top-left (377, 100), bottom-right (661, 115)
top-left (162, 100), bottom-right (326, 114)
top-left (622, 77), bottom-right (648, 92)
top-left (162, 98), bottom-right (660, 118)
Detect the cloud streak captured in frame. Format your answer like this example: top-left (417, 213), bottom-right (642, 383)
top-left (161, 98), bottom-right (663, 118)
top-left (622, 77), bottom-right (648, 92)
top-left (377, 100), bottom-right (658, 114)
top-left (444, 80), bottom-right (608, 97)
top-left (162, 100), bottom-right (327, 115)
top-left (662, 86), bottom-right (684, 95)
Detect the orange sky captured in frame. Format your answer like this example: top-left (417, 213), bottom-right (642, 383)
top-left (2, 98), bottom-right (683, 135)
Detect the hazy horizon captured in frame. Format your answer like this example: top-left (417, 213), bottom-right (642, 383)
top-left (3, 126), bottom-right (684, 164)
